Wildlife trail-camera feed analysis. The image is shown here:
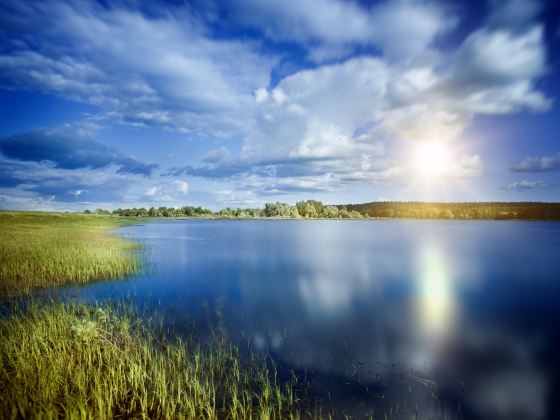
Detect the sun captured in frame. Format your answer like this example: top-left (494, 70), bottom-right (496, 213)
top-left (413, 141), bottom-right (451, 178)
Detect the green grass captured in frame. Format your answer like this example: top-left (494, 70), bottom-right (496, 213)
top-left (0, 211), bottom-right (142, 299)
top-left (0, 302), bottom-right (302, 419)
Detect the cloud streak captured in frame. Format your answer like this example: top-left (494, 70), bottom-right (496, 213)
top-left (0, 0), bottom-right (274, 137)
top-left (0, 124), bottom-right (157, 176)
top-left (506, 180), bottom-right (556, 190)
top-left (226, 0), bottom-right (457, 62)
top-left (0, 158), bottom-right (135, 204)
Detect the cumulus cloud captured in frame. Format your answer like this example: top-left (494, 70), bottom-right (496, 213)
top-left (511, 152), bottom-right (560, 172)
top-left (174, 180), bottom-right (189, 194)
top-left (183, 23), bottom-right (549, 193)
top-left (0, 0), bottom-right (554, 201)
top-left (219, 2), bottom-right (546, 192)
top-left (142, 181), bottom-right (189, 202)
top-left (190, 57), bottom-right (398, 193)
top-left (0, 123), bottom-right (157, 176)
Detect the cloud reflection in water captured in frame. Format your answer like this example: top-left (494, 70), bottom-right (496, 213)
top-left (56, 220), bottom-right (559, 419)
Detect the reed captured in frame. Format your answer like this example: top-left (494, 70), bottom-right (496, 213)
top-left (0, 211), bottom-right (141, 299)
top-left (0, 302), bottom-right (301, 419)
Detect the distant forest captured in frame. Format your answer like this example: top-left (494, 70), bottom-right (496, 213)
top-left (86, 200), bottom-right (560, 220)
top-left (344, 201), bottom-right (560, 220)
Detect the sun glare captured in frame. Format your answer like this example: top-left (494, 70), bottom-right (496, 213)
top-left (414, 141), bottom-right (451, 178)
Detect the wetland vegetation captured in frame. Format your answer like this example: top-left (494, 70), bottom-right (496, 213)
top-left (0, 211), bottom-right (315, 419)
top-left (0, 212), bottom-right (141, 299)
top-left (0, 302), bottom-right (302, 419)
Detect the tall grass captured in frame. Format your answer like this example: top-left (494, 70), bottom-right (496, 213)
top-left (0, 302), bottom-right (301, 419)
top-left (0, 212), bottom-right (141, 299)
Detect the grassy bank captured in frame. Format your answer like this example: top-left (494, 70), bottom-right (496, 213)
top-left (0, 302), bottom-right (300, 419)
top-left (0, 212), bottom-right (141, 299)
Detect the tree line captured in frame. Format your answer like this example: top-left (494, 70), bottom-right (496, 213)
top-left (85, 201), bottom-right (560, 220)
top-left (344, 201), bottom-right (560, 220)
top-left (84, 200), bottom-right (363, 219)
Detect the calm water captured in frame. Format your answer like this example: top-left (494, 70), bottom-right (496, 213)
top-left (57, 220), bottom-right (560, 419)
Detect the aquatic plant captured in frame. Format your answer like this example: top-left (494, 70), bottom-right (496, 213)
top-left (0, 302), bottom-right (301, 419)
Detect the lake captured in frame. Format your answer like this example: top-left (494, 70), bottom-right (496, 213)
top-left (55, 220), bottom-right (560, 419)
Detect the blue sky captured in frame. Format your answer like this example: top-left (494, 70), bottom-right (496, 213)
top-left (0, 0), bottom-right (559, 210)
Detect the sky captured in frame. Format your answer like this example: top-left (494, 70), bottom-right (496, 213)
top-left (0, 0), bottom-right (559, 211)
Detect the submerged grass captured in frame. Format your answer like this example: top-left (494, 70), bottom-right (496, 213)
top-left (0, 211), bottom-right (141, 299)
top-left (0, 302), bottom-right (301, 419)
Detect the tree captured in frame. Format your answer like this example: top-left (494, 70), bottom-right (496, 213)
top-left (296, 200), bottom-right (319, 218)
top-left (264, 202), bottom-right (295, 217)
top-left (289, 206), bottom-right (299, 218)
top-left (324, 205), bottom-right (339, 218)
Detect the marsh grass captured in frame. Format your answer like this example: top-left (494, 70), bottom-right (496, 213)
top-left (0, 212), bottom-right (141, 299)
top-left (0, 302), bottom-right (302, 419)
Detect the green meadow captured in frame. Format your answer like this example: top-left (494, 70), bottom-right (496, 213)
top-left (0, 211), bottom-right (141, 299)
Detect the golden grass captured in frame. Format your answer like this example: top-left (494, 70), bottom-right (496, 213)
top-left (0, 211), bottom-right (141, 299)
top-left (0, 302), bottom-right (301, 419)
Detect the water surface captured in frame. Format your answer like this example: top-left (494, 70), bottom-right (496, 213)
top-left (58, 220), bottom-right (560, 419)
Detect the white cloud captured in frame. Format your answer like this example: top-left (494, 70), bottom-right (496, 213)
top-left (0, 189), bottom-right (58, 211)
top-left (367, 0), bottom-right (456, 60)
top-left (229, 0), bottom-right (455, 61)
top-left (1, 0), bottom-right (553, 201)
top-left (0, 0), bottom-right (275, 136)
top-left (506, 180), bottom-right (554, 190)
top-left (180, 18), bottom-right (546, 192)
top-left (428, 22), bottom-right (551, 128)
top-left (217, 10), bottom-right (547, 193)
top-left (0, 157), bottom-right (141, 207)
top-left (272, 88), bottom-right (287, 105)
top-left (254, 87), bottom-right (269, 104)
top-left (67, 189), bottom-right (88, 196)
top-left (243, 57), bottom-right (389, 163)
top-left (511, 152), bottom-right (560, 172)
top-left (230, 0), bottom-right (375, 45)
top-left (144, 186), bottom-right (161, 197)
top-left (141, 180), bottom-right (190, 203)
top-left (451, 25), bottom-right (548, 96)
top-left (202, 147), bottom-right (231, 164)
top-left (448, 154), bottom-right (484, 179)
top-left (174, 180), bottom-right (189, 194)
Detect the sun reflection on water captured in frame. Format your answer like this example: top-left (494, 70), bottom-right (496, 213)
top-left (416, 243), bottom-right (456, 343)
